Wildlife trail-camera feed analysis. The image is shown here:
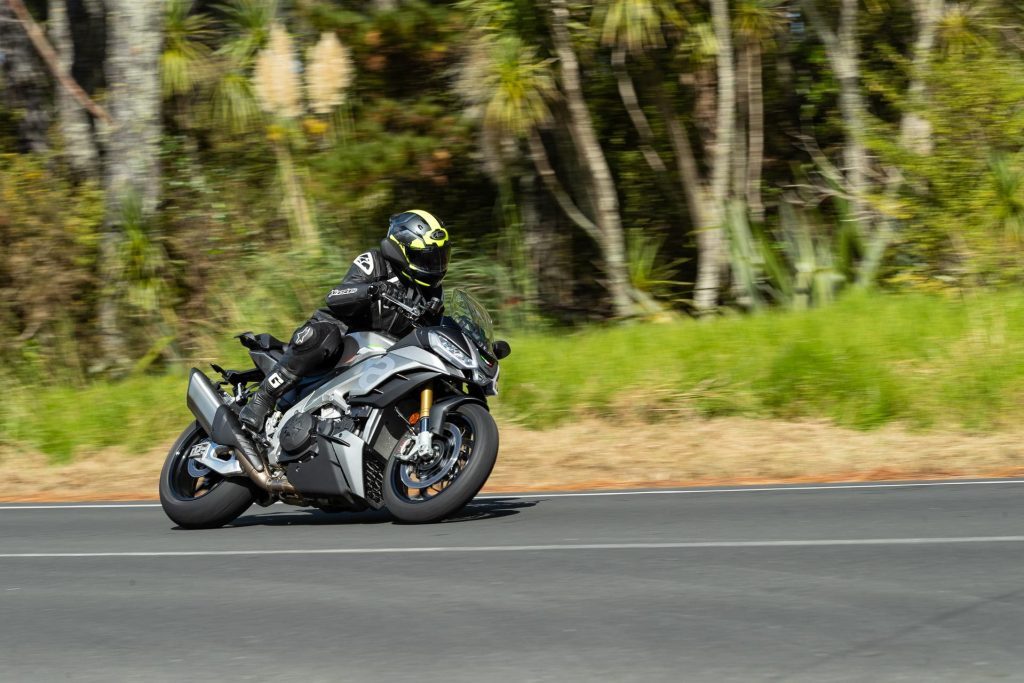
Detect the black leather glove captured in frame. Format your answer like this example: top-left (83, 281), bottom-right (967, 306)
top-left (424, 297), bottom-right (443, 318)
top-left (405, 287), bottom-right (426, 310)
top-left (370, 280), bottom-right (403, 301)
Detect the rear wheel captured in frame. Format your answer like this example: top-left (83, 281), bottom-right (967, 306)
top-left (383, 403), bottom-right (498, 523)
top-left (159, 421), bottom-right (257, 529)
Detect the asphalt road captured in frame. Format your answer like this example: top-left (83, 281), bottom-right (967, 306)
top-left (2, 480), bottom-right (1024, 682)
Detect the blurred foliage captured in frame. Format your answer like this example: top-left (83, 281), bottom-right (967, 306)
top-left (0, 153), bottom-right (104, 382)
top-left (3, 0), bottom-right (1024, 396)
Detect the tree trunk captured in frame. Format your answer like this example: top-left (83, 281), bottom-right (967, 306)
top-left (733, 41), bottom-right (749, 213)
top-left (550, 0), bottom-right (636, 318)
top-left (836, 66), bottom-right (868, 232)
top-left (691, 0), bottom-right (735, 315)
top-left (745, 42), bottom-right (765, 221)
top-left (900, 0), bottom-right (942, 155)
top-left (610, 50), bottom-right (690, 221)
top-left (0, 1), bottom-right (50, 153)
top-left (611, 47), bottom-right (667, 175)
top-left (802, 0), bottom-right (869, 237)
top-left (97, 0), bottom-right (163, 369)
top-left (49, 0), bottom-right (100, 177)
top-left (103, 0), bottom-right (162, 214)
top-left (838, 0), bottom-right (867, 227)
top-left (659, 93), bottom-right (709, 232)
top-left (521, 171), bottom-right (573, 316)
top-left (527, 129), bottom-right (602, 242)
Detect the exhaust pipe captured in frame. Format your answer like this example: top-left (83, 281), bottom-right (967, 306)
top-left (232, 444), bottom-right (297, 496)
top-left (186, 369), bottom-right (298, 495)
top-left (186, 368), bottom-right (230, 438)
top-left (186, 369), bottom-right (263, 471)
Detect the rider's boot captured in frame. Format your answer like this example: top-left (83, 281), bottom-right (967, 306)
top-left (239, 366), bottom-right (299, 432)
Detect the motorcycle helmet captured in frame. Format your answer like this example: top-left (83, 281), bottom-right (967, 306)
top-left (381, 209), bottom-right (451, 288)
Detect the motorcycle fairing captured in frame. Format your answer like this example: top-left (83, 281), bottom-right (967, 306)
top-left (265, 343), bottom-right (451, 502)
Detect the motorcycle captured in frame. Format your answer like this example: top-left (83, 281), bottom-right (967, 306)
top-left (159, 288), bottom-right (510, 528)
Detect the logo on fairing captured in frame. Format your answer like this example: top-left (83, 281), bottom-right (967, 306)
top-left (354, 253), bottom-right (374, 275)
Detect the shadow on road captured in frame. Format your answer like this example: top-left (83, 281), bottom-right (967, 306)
top-left (434, 497), bottom-right (541, 524)
top-left (229, 507), bottom-right (393, 527)
top-left (184, 496), bottom-right (542, 529)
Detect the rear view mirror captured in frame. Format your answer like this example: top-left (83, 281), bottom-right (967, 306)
top-left (493, 340), bottom-right (511, 360)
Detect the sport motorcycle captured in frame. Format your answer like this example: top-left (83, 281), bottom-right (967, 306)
top-left (159, 288), bottom-right (510, 528)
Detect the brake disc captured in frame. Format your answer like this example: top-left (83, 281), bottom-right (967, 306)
top-left (399, 425), bottom-right (462, 489)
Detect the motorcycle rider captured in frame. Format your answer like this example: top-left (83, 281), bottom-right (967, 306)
top-left (239, 209), bottom-right (451, 432)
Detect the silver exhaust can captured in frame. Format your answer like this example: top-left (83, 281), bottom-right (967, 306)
top-left (186, 369), bottom-right (225, 436)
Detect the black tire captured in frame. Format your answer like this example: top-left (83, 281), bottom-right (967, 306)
top-left (383, 402), bottom-right (498, 523)
top-left (159, 421), bottom-right (257, 529)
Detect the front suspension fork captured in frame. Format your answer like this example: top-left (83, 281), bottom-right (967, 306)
top-left (415, 383), bottom-right (434, 457)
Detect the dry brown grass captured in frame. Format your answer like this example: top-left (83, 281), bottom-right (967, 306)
top-left (2, 417), bottom-right (1023, 502)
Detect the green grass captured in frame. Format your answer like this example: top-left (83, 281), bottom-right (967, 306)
top-left (2, 375), bottom-right (190, 463)
top-left (499, 290), bottom-right (1024, 431)
top-left (6, 290), bottom-right (1024, 461)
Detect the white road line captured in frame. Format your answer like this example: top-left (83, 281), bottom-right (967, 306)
top-left (478, 479), bottom-right (1024, 499)
top-left (0, 503), bottom-right (163, 510)
top-left (2, 478), bottom-right (1024, 510)
top-left (3, 536), bottom-right (1024, 559)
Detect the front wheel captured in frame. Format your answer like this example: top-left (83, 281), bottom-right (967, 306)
top-left (383, 403), bottom-right (498, 523)
top-left (159, 421), bottom-right (257, 529)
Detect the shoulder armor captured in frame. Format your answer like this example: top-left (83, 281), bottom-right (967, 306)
top-left (353, 251), bottom-right (376, 276)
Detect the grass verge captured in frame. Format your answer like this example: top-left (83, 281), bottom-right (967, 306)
top-left (4, 289), bottom-right (1024, 462)
top-left (502, 290), bottom-right (1024, 430)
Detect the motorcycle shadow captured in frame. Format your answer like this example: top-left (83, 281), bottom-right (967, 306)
top-left (437, 497), bottom-right (540, 524)
top-left (226, 497), bottom-right (540, 528)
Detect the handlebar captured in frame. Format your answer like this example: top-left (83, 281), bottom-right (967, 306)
top-left (379, 291), bottom-right (442, 325)
top-left (379, 291), bottom-right (420, 319)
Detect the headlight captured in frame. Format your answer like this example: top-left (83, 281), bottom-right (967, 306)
top-left (429, 331), bottom-right (477, 369)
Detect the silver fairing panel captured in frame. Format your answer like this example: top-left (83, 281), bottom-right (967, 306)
top-left (265, 342), bottom-right (450, 498)
top-left (339, 331), bottom-right (397, 366)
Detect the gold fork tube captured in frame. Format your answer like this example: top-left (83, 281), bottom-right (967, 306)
top-left (420, 384), bottom-right (434, 418)
top-left (419, 384), bottom-right (434, 432)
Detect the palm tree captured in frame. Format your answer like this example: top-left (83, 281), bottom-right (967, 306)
top-left (212, 0), bottom-right (275, 133)
top-left (457, 0), bottom-right (642, 318)
top-left (597, 0), bottom-right (735, 314)
top-left (935, 2), bottom-right (990, 57)
top-left (594, 0), bottom-right (681, 177)
top-left (162, 0), bottom-right (215, 99)
top-left (456, 33), bottom-right (557, 317)
top-left (549, 0), bottom-right (639, 318)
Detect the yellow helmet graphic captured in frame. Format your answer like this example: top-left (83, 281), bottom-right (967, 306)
top-left (381, 209), bottom-right (451, 288)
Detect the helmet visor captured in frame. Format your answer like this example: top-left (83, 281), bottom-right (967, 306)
top-left (408, 243), bottom-right (451, 276)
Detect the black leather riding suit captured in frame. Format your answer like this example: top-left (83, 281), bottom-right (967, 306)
top-left (264, 248), bottom-right (442, 393)
top-left (240, 247), bottom-right (443, 430)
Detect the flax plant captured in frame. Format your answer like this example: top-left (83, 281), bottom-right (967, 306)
top-left (306, 32), bottom-right (354, 115)
top-left (161, 0), bottom-right (215, 99)
top-left (252, 26), bottom-right (355, 253)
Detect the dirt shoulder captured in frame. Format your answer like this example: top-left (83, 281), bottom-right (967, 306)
top-left (3, 416), bottom-right (1024, 502)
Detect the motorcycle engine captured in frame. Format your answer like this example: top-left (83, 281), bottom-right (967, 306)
top-left (278, 411), bottom-right (356, 463)
top-left (278, 413), bottom-right (319, 462)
